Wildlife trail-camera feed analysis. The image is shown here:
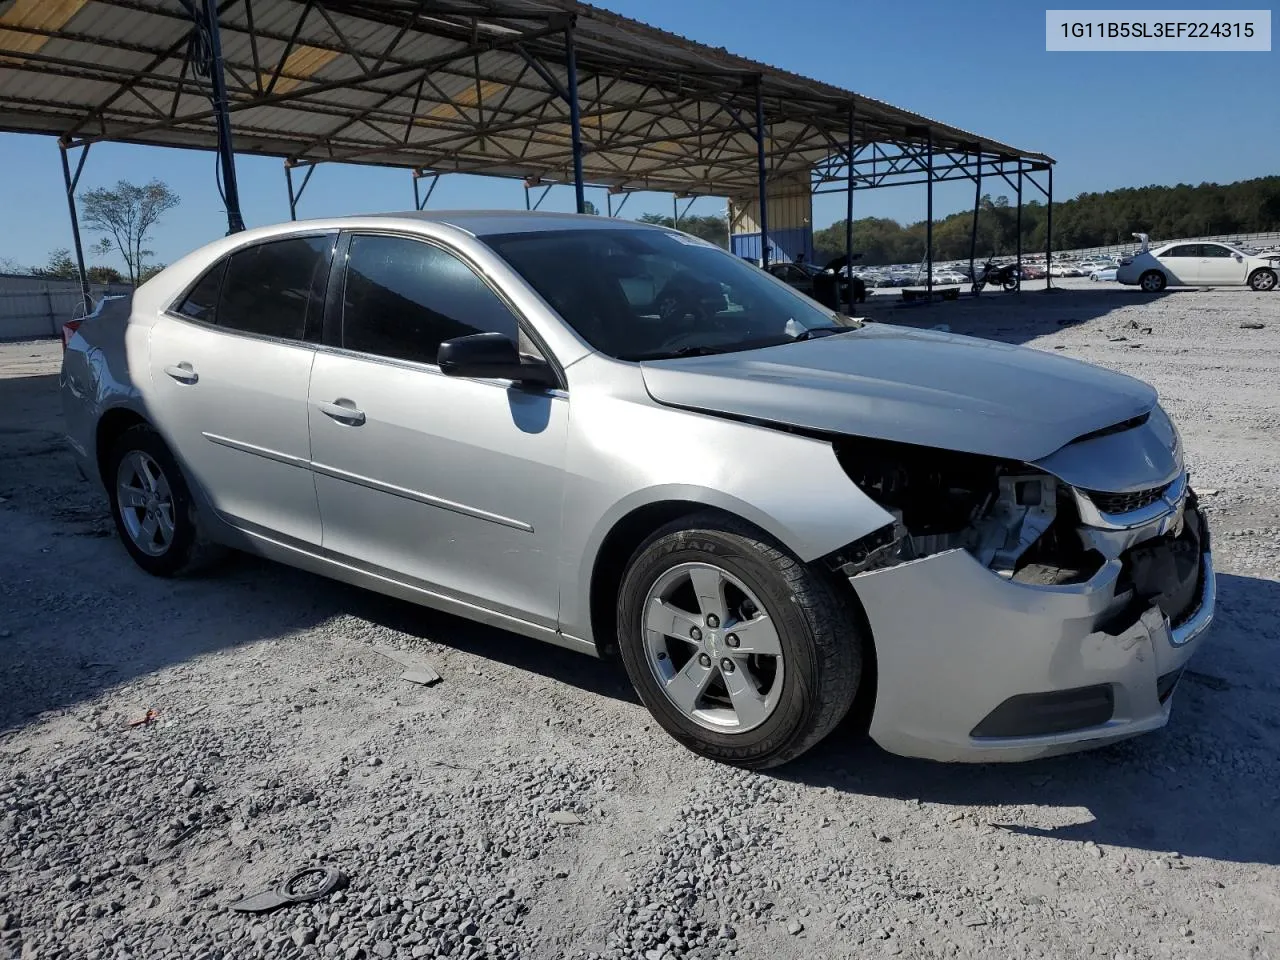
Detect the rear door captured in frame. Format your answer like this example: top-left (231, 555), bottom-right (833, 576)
top-left (1156, 244), bottom-right (1202, 285)
top-left (307, 232), bottom-right (568, 627)
top-left (1197, 243), bottom-right (1249, 285)
top-left (149, 233), bottom-right (334, 546)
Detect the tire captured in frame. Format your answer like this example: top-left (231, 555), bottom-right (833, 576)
top-left (106, 424), bottom-right (221, 577)
top-left (616, 511), bottom-right (862, 769)
top-left (1140, 270), bottom-right (1167, 292)
top-left (1248, 268), bottom-right (1277, 292)
top-left (1002, 277), bottom-right (1019, 292)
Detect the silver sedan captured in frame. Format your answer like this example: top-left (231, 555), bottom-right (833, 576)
top-left (60, 212), bottom-right (1214, 768)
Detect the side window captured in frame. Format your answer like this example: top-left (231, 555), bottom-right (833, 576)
top-left (341, 234), bottom-right (520, 365)
top-left (1165, 245), bottom-right (1197, 258)
top-left (1201, 244), bottom-right (1233, 258)
top-left (175, 259), bottom-right (227, 322)
top-left (218, 236), bottom-right (329, 340)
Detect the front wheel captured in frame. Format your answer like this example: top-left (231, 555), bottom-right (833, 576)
top-left (1002, 276), bottom-right (1019, 291)
top-left (1248, 268), bottom-right (1277, 292)
top-left (616, 512), bottom-right (862, 769)
top-left (1140, 270), bottom-right (1167, 292)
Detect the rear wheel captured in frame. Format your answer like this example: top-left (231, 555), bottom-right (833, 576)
top-left (1140, 270), bottom-right (1167, 292)
top-left (107, 424), bottom-right (220, 577)
top-left (616, 512), bottom-right (862, 769)
top-left (1248, 268), bottom-right (1277, 292)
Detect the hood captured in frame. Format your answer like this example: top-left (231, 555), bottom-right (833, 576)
top-left (640, 325), bottom-right (1157, 462)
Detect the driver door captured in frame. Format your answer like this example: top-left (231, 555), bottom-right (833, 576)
top-left (308, 232), bottom-right (568, 627)
top-left (1197, 243), bottom-right (1249, 285)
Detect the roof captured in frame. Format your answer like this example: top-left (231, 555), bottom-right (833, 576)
top-left (0, 0), bottom-right (1053, 196)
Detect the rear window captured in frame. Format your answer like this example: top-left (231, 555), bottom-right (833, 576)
top-left (217, 236), bottom-right (330, 340)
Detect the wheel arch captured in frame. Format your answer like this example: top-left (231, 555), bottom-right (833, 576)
top-left (95, 406), bottom-right (151, 485)
top-left (1247, 265), bottom-right (1277, 288)
top-left (585, 494), bottom-right (879, 680)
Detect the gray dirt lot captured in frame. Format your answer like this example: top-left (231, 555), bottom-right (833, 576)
top-left (1, 279), bottom-right (1278, 960)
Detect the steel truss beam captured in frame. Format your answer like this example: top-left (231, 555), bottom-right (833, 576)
top-left (14, 0), bottom-right (1054, 225)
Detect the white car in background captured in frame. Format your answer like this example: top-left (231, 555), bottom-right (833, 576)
top-left (1117, 236), bottom-right (1279, 292)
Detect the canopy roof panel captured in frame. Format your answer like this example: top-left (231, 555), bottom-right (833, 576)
top-left (0, 0), bottom-right (1053, 195)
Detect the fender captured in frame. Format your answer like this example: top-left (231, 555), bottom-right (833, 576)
top-left (555, 386), bottom-right (894, 642)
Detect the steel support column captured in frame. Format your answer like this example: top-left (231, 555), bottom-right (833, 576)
top-left (925, 129), bottom-right (933, 293)
top-left (1045, 164), bottom-right (1054, 290)
top-left (564, 22), bottom-right (586, 214)
top-left (1016, 162), bottom-right (1023, 290)
top-left (754, 79), bottom-right (770, 268)
top-left (845, 102), bottom-right (855, 297)
top-left (284, 162), bottom-right (315, 221)
top-left (58, 140), bottom-right (92, 315)
top-left (201, 0), bottom-right (245, 233)
top-left (969, 154), bottom-right (981, 291)
top-left (413, 170), bottom-right (439, 211)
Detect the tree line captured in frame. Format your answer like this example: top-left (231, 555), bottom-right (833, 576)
top-left (815, 175), bottom-right (1280, 264)
top-left (638, 176), bottom-right (1280, 266)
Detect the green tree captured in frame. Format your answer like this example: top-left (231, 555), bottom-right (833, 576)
top-left (80, 179), bottom-right (180, 285)
top-left (87, 265), bottom-right (124, 284)
top-left (31, 248), bottom-right (80, 280)
top-left (138, 263), bottom-right (167, 284)
top-left (582, 200), bottom-right (599, 216)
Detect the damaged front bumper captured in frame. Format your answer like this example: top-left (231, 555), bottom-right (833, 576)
top-left (851, 501), bottom-right (1215, 763)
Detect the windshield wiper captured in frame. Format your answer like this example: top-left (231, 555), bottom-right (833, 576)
top-left (624, 344), bottom-right (728, 361)
top-left (791, 324), bottom-right (852, 341)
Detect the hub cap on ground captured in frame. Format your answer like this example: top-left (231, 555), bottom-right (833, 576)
top-left (116, 451), bottom-right (175, 557)
top-left (642, 562), bottom-right (784, 733)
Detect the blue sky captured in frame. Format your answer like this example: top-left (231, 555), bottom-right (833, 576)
top-left (0, 0), bottom-right (1275, 272)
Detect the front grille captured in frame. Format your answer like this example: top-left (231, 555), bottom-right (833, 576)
top-left (1086, 483), bottom-right (1171, 514)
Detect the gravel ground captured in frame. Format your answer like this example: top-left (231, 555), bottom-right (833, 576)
top-left (2, 280), bottom-right (1279, 960)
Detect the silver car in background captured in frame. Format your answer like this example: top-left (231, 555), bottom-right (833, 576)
top-left (60, 212), bottom-right (1215, 768)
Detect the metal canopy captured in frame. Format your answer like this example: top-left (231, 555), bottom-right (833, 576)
top-left (0, 0), bottom-right (1052, 196)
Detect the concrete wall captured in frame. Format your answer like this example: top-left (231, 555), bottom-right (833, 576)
top-left (0, 275), bottom-right (133, 341)
top-left (729, 172), bottom-right (814, 263)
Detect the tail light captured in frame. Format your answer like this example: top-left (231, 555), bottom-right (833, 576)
top-left (61, 319), bottom-right (82, 351)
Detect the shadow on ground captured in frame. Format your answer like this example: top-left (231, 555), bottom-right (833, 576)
top-left (789, 571), bottom-right (1280, 866)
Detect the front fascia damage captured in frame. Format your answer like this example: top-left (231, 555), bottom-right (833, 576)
top-left (817, 410), bottom-right (1215, 762)
top-left (824, 405), bottom-right (1187, 584)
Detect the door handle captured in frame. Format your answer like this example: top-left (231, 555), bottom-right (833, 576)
top-left (317, 399), bottom-right (366, 425)
top-left (164, 362), bottom-right (198, 384)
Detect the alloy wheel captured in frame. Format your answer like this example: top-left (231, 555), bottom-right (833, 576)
top-left (115, 450), bottom-right (176, 557)
top-left (641, 562), bottom-right (784, 733)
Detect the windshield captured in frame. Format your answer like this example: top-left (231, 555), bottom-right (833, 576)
top-left (481, 227), bottom-right (852, 360)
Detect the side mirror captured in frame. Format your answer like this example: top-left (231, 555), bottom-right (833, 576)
top-left (437, 332), bottom-right (556, 386)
